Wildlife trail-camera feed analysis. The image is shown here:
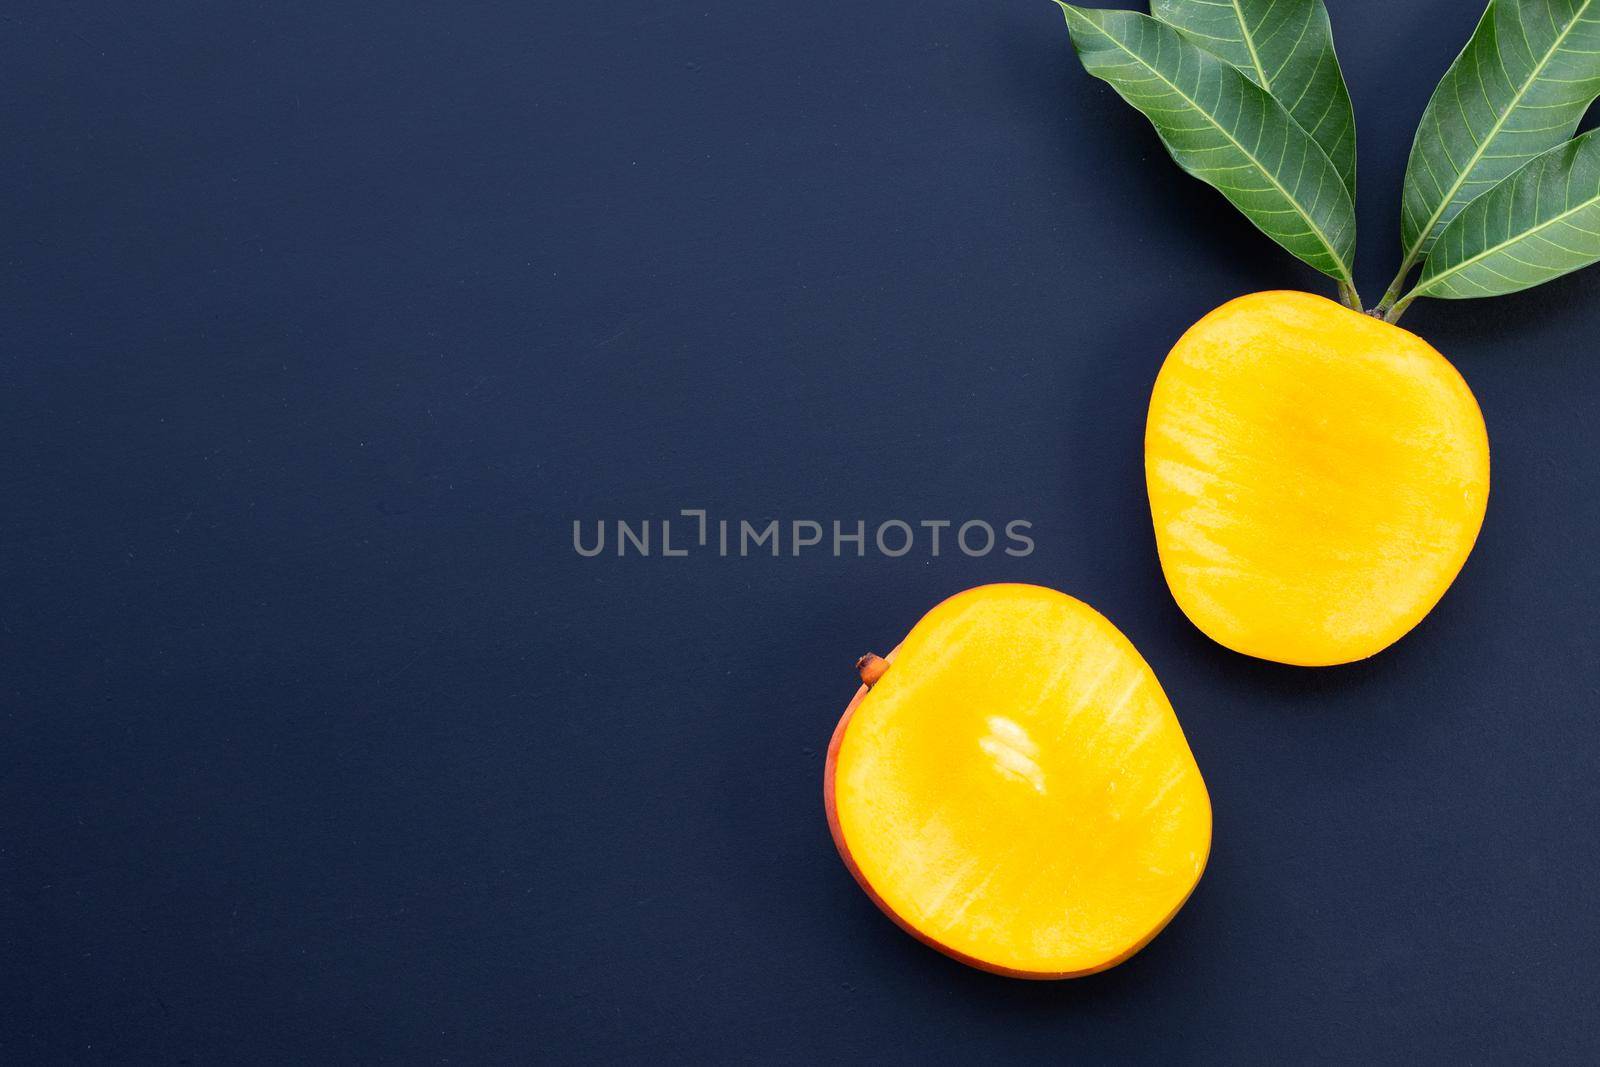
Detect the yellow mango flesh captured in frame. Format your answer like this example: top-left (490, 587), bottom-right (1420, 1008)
top-left (831, 584), bottom-right (1211, 977)
top-left (1146, 291), bottom-right (1490, 666)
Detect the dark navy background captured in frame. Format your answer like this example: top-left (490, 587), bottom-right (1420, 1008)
top-left (4, 0), bottom-right (1598, 1061)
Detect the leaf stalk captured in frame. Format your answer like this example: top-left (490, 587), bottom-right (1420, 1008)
top-left (1375, 255), bottom-right (1418, 315)
top-left (1383, 291), bottom-right (1419, 324)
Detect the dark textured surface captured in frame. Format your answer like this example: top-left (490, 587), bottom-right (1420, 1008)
top-left (4, 1), bottom-right (1599, 1062)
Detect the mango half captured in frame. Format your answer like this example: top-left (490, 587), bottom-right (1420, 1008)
top-left (1146, 291), bottom-right (1490, 666)
top-left (824, 584), bottom-right (1211, 978)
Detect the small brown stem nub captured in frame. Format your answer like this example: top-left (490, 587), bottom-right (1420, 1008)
top-left (856, 653), bottom-right (890, 688)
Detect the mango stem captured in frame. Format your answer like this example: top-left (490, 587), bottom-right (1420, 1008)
top-left (856, 653), bottom-right (890, 688)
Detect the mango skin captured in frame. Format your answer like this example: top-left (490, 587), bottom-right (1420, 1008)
top-left (1146, 291), bottom-right (1490, 666)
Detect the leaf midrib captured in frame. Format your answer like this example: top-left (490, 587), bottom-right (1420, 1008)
top-left (1092, 22), bottom-right (1351, 281)
top-left (1418, 174), bottom-right (1600, 293)
top-left (1232, 0), bottom-right (1271, 89)
top-left (1405, 0), bottom-right (1597, 264)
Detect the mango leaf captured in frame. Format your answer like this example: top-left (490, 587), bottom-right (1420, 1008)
top-left (1057, 5), bottom-right (1356, 286)
top-left (1404, 129), bottom-right (1600, 303)
top-left (1151, 0), bottom-right (1356, 200)
top-left (1396, 0), bottom-right (1600, 280)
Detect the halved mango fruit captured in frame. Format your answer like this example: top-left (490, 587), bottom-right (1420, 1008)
top-left (1147, 291), bottom-right (1490, 666)
top-left (824, 584), bottom-right (1211, 978)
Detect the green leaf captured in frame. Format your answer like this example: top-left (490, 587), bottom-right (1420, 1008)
top-left (1057, 4), bottom-right (1356, 285)
top-left (1398, 0), bottom-right (1600, 275)
top-left (1406, 129), bottom-right (1600, 301)
top-left (1150, 0), bottom-right (1356, 200)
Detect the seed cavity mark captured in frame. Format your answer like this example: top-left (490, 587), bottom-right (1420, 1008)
top-left (979, 716), bottom-right (1047, 794)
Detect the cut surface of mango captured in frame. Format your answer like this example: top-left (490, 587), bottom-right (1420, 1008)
top-left (827, 584), bottom-right (1211, 977)
top-left (1146, 291), bottom-right (1490, 666)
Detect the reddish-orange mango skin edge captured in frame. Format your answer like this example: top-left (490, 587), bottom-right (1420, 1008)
top-left (822, 640), bottom-right (1210, 980)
